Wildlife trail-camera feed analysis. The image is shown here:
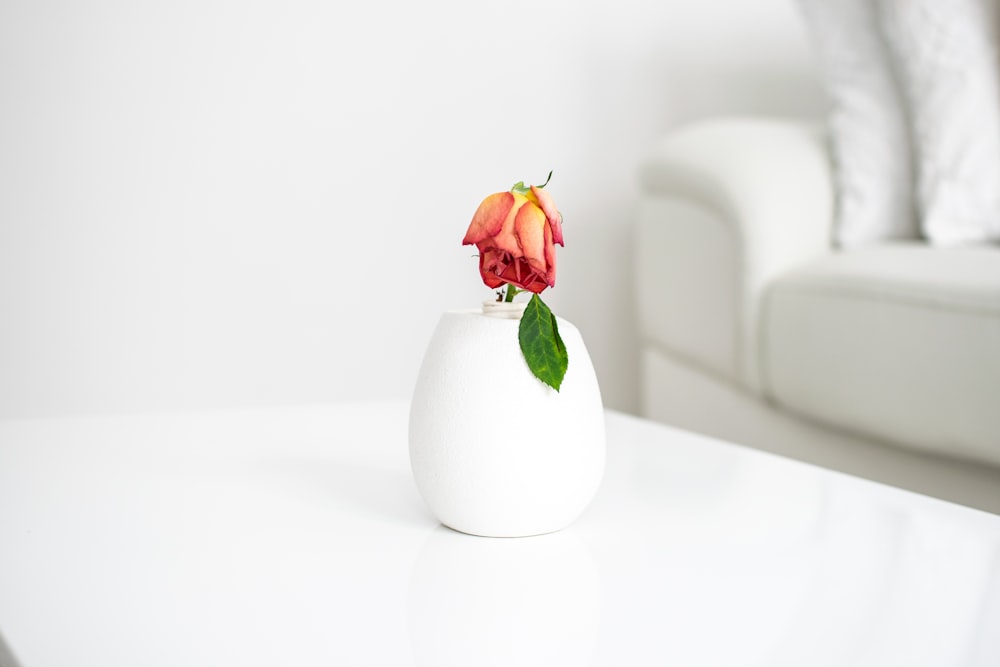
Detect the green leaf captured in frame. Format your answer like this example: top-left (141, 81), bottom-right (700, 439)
top-left (518, 294), bottom-right (568, 391)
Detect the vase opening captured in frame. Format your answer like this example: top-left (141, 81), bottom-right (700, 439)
top-left (481, 300), bottom-right (528, 319)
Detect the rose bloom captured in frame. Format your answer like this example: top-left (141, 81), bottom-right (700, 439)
top-left (462, 185), bottom-right (564, 294)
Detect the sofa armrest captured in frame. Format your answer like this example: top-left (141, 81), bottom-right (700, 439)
top-left (636, 117), bottom-right (835, 393)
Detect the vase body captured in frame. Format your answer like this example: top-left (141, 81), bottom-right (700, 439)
top-left (409, 304), bottom-right (605, 537)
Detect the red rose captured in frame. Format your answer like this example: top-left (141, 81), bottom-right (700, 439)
top-left (462, 185), bottom-right (564, 294)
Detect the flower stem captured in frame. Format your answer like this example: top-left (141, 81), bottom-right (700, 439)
top-left (504, 284), bottom-right (520, 303)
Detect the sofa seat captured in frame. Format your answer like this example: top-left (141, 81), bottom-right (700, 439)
top-left (764, 243), bottom-right (1000, 468)
top-left (636, 117), bottom-right (1000, 512)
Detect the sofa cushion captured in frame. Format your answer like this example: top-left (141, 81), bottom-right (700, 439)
top-left (878, 0), bottom-right (1000, 245)
top-left (762, 243), bottom-right (1000, 467)
top-left (797, 0), bottom-right (917, 247)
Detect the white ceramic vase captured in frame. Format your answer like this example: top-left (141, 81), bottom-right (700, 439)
top-left (409, 301), bottom-right (606, 537)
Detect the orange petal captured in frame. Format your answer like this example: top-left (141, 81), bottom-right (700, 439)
top-left (543, 222), bottom-right (556, 287)
top-left (463, 192), bottom-right (514, 245)
top-left (514, 200), bottom-right (548, 274)
top-left (531, 185), bottom-right (563, 246)
top-left (492, 194), bottom-right (530, 257)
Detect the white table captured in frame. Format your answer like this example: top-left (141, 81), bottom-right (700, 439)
top-left (1, 400), bottom-right (999, 667)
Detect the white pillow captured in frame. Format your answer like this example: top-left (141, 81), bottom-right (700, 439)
top-left (797, 0), bottom-right (918, 247)
top-left (878, 0), bottom-right (1000, 245)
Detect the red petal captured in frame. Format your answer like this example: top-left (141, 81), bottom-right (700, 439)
top-left (478, 248), bottom-right (505, 288)
top-left (497, 257), bottom-right (547, 293)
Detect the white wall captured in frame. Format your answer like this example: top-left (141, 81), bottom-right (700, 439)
top-left (0, 0), bottom-right (823, 418)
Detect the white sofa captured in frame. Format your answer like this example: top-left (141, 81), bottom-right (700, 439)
top-left (635, 117), bottom-right (1000, 514)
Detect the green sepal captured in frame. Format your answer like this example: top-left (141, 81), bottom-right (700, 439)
top-left (510, 171), bottom-right (553, 195)
top-left (510, 180), bottom-right (530, 195)
top-left (518, 294), bottom-right (568, 391)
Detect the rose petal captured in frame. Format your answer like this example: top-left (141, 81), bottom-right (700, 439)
top-left (514, 200), bottom-right (548, 274)
top-left (492, 194), bottom-right (530, 257)
top-left (498, 257), bottom-right (547, 293)
top-left (531, 185), bottom-right (564, 246)
top-left (478, 248), bottom-right (505, 288)
top-left (462, 192), bottom-right (514, 245)
top-left (543, 222), bottom-right (556, 287)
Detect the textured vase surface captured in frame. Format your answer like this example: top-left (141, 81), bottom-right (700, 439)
top-left (409, 305), bottom-right (605, 537)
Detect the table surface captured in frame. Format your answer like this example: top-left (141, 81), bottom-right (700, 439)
top-left (1, 400), bottom-right (999, 667)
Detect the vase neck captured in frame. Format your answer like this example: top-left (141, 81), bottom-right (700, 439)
top-left (481, 300), bottom-right (528, 320)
